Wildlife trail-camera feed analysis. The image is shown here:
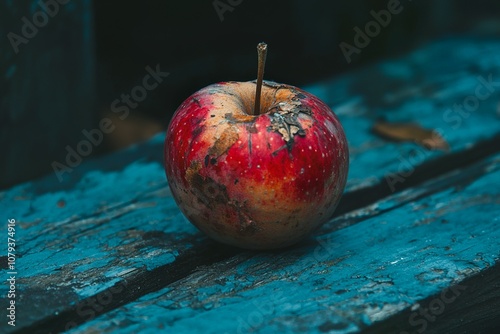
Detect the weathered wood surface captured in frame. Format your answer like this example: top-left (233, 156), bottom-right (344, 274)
top-left (309, 38), bottom-right (500, 193)
top-left (0, 145), bottom-right (204, 332)
top-left (64, 153), bottom-right (500, 334)
top-left (0, 38), bottom-right (499, 333)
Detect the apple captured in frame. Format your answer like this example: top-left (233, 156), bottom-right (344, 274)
top-left (164, 43), bottom-right (349, 249)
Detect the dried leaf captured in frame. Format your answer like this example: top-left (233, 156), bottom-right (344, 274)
top-left (372, 121), bottom-right (449, 151)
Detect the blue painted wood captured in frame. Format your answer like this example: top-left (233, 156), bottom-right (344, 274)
top-left (0, 139), bottom-right (204, 330)
top-left (305, 39), bottom-right (500, 192)
top-left (0, 37), bottom-right (499, 333)
top-left (66, 153), bottom-right (500, 334)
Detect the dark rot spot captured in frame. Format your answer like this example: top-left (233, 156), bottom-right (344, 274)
top-left (204, 155), bottom-right (210, 167)
top-left (239, 221), bottom-right (258, 235)
top-left (212, 220), bottom-right (227, 232)
top-left (192, 126), bottom-right (204, 139)
top-left (215, 193), bottom-right (226, 203)
top-left (246, 123), bottom-right (258, 134)
top-left (210, 114), bottom-right (215, 117)
top-left (234, 179), bottom-right (239, 185)
top-left (268, 100), bottom-right (312, 151)
top-left (186, 162), bottom-right (230, 209)
top-left (210, 158), bottom-right (217, 165)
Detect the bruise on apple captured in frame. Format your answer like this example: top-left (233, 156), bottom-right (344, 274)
top-left (186, 160), bottom-right (229, 209)
top-left (207, 126), bottom-right (240, 161)
top-left (185, 158), bottom-right (260, 235)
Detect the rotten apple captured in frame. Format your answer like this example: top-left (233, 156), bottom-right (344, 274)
top-left (164, 43), bottom-right (348, 249)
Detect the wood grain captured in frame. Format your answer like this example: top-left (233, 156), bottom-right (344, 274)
top-left (64, 153), bottom-right (500, 334)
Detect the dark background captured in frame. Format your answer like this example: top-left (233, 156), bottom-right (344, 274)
top-left (2, 0), bottom-right (500, 188)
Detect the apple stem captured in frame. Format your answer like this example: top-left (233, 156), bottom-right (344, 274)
top-left (254, 42), bottom-right (267, 116)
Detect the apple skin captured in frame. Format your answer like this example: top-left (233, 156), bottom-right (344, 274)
top-left (164, 80), bottom-right (348, 249)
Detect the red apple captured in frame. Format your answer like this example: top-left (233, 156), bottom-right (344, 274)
top-left (164, 43), bottom-right (348, 249)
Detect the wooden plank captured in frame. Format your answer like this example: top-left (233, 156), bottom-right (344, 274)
top-left (61, 153), bottom-right (500, 334)
top-left (305, 38), bottom-right (500, 192)
top-left (0, 138), bottom-right (204, 330)
top-left (365, 264), bottom-right (500, 334)
top-left (1, 38), bottom-right (500, 332)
